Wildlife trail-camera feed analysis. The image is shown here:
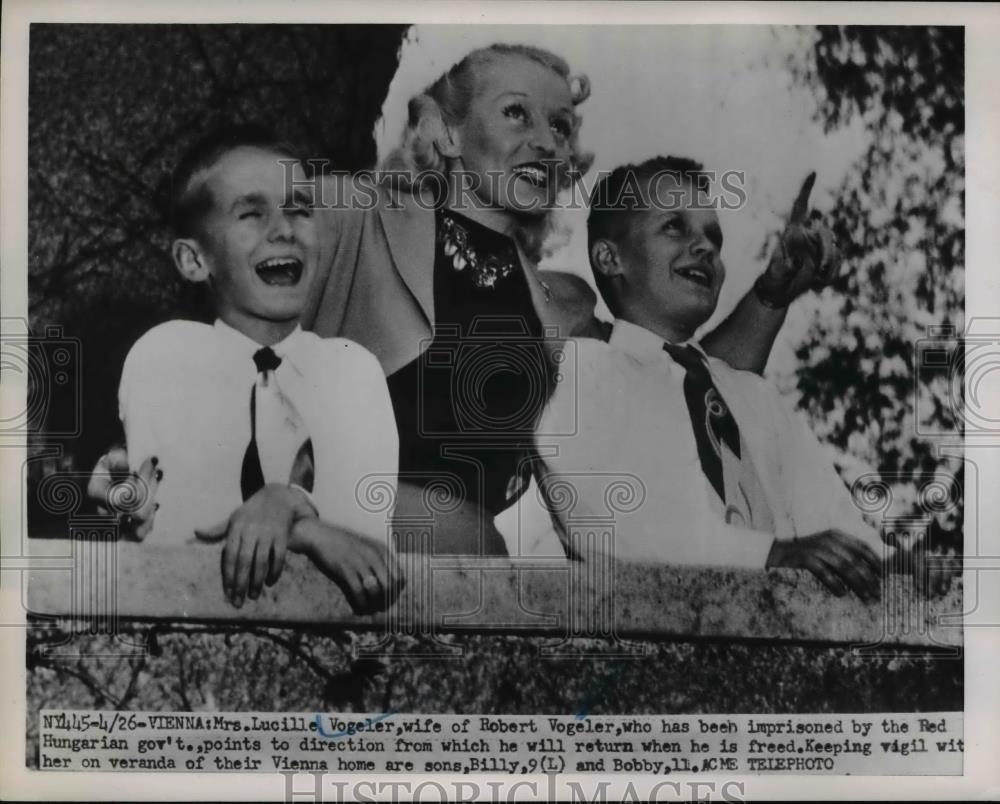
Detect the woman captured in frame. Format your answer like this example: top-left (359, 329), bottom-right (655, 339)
top-left (302, 44), bottom-right (600, 554)
top-left (93, 43), bottom-right (835, 556)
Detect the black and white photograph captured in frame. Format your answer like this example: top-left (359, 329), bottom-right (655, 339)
top-left (2, 2), bottom-right (997, 800)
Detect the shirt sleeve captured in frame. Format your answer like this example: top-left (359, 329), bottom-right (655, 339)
top-left (118, 327), bottom-right (171, 474)
top-left (306, 338), bottom-right (399, 543)
top-left (687, 510), bottom-right (777, 568)
top-left (769, 389), bottom-right (891, 558)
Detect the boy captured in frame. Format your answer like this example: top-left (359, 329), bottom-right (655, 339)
top-left (535, 156), bottom-right (893, 599)
top-left (116, 125), bottom-right (400, 613)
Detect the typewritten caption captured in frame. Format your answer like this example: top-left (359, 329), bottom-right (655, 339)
top-left (39, 711), bottom-right (962, 775)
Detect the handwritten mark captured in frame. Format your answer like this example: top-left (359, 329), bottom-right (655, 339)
top-left (314, 710), bottom-right (397, 739)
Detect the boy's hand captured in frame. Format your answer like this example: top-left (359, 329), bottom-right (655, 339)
top-left (196, 484), bottom-right (314, 607)
top-left (755, 172), bottom-right (844, 307)
top-left (290, 518), bottom-right (405, 615)
top-left (86, 447), bottom-right (162, 540)
top-left (766, 529), bottom-right (883, 601)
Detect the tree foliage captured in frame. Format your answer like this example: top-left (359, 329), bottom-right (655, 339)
top-left (786, 26), bottom-right (964, 546)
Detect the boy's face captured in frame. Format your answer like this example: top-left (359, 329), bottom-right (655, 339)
top-left (612, 174), bottom-right (725, 336)
top-left (193, 146), bottom-right (317, 330)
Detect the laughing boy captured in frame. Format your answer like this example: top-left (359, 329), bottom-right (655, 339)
top-left (117, 125), bottom-right (400, 612)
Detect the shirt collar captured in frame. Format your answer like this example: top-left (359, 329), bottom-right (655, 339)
top-left (608, 319), bottom-right (707, 365)
top-left (213, 318), bottom-right (306, 366)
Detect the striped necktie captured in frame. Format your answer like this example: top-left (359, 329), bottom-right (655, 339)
top-left (662, 342), bottom-right (741, 503)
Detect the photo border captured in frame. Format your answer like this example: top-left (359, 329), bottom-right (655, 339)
top-left (2, 1), bottom-right (997, 800)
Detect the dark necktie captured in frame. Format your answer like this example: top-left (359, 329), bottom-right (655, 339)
top-left (662, 343), bottom-right (741, 503)
top-left (240, 346), bottom-right (282, 500)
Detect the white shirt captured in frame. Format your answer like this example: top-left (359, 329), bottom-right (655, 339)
top-left (534, 319), bottom-right (887, 567)
top-left (118, 319), bottom-right (398, 544)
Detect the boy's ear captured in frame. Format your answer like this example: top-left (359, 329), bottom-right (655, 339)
top-left (589, 238), bottom-right (625, 282)
top-left (172, 239), bottom-right (210, 283)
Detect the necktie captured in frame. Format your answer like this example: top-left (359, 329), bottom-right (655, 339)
top-left (240, 346), bottom-right (313, 500)
top-left (662, 343), bottom-right (741, 503)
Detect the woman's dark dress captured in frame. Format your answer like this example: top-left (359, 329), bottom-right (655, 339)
top-left (386, 208), bottom-right (548, 516)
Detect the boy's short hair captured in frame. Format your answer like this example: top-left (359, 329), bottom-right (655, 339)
top-left (167, 124), bottom-right (305, 239)
top-left (587, 155), bottom-right (707, 316)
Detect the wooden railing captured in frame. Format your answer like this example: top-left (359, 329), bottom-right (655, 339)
top-left (26, 531), bottom-right (962, 650)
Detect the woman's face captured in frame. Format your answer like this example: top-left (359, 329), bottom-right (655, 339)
top-left (450, 56), bottom-right (575, 218)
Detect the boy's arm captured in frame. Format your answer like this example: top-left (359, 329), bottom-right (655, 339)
top-left (754, 386), bottom-right (885, 599)
top-left (108, 335), bottom-right (169, 537)
top-left (765, 531), bottom-right (882, 601)
top-left (701, 173), bottom-right (842, 374)
top-left (118, 337), bottom-right (161, 475)
top-left (283, 340), bottom-right (404, 614)
top-left (773, 393), bottom-right (890, 557)
top-left (310, 342), bottom-right (399, 541)
top-left (196, 483), bottom-right (315, 607)
top-left (536, 346), bottom-right (879, 598)
top-left (699, 292), bottom-right (790, 375)
top-left (290, 517), bottom-right (404, 615)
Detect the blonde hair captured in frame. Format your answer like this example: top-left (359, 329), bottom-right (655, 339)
top-left (382, 43), bottom-right (593, 260)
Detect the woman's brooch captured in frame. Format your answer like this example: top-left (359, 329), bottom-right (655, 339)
top-left (439, 214), bottom-right (516, 289)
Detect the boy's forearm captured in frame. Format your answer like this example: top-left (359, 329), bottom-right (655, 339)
top-left (288, 484), bottom-right (319, 520)
top-left (700, 290), bottom-right (788, 375)
top-left (289, 517), bottom-right (360, 586)
top-left (289, 515), bottom-right (322, 558)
